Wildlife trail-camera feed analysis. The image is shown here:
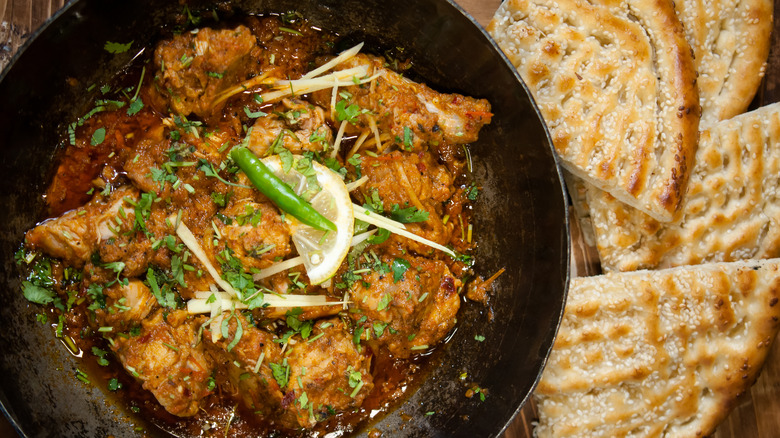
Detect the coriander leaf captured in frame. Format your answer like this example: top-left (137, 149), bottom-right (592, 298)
top-left (226, 315), bottom-right (243, 352)
top-left (170, 255), bottom-right (188, 288)
top-left (91, 346), bottom-right (110, 366)
top-left (86, 283), bottom-right (106, 310)
top-left (372, 321), bottom-right (388, 337)
top-left (352, 324), bottom-right (365, 345)
top-left (391, 258), bottom-right (410, 283)
top-left (104, 41), bottom-right (133, 54)
top-left (324, 157), bottom-right (347, 177)
top-left (354, 219), bottom-right (370, 235)
top-left (403, 126), bottom-right (413, 150)
top-left (21, 281), bottom-right (55, 305)
top-left (27, 256), bottom-right (55, 287)
top-left (348, 369), bottom-right (362, 388)
top-left (465, 182), bottom-right (479, 201)
top-left (335, 100), bottom-right (362, 124)
top-left (270, 360), bottom-right (290, 388)
top-left (376, 293), bottom-right (392, 311)
top-left (127, 98), bottom-right (144, 116)
top-left (146, 268), bottom-right (177, 308)
top-left (347, 154), bottom-right (362, 178)
top-left (198, 159), bottom-right (251, 188)
top-left (107, 378), bottom-right (122, 391)
top-left (91, 127), bottom-right (106, 146)
top-left (243, 106), bottom-right (267, 119)
top-left (298, 391), bottom-right (309, 409)
top-left (367, 228), bottom-right (391, 245)
top-left (389, 204), bottom-right (429, 223)
top-left (455, 252), bottom-right (474, 266)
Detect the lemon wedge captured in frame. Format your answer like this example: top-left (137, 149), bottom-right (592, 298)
top-left (261, 155), bottom-right (354, 285)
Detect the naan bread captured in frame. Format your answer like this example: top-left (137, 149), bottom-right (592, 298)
top-left (488, 0), bottom-right (699, 223)
top-left (586, 102), bottom-right (780, 272)
top-left (535, 258), bottom-right (780, 437)
top-left (674, 0), bottom-right (773, 127)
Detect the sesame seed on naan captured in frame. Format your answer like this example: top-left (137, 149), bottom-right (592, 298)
top-left (586, 102), bottom-right (780, 272)
top-left (489, 0), bottom-right (700, 223)
top-left (675, 0), bottom-right (773, 127)
top-left (535, 258), bottom-right (780, 437)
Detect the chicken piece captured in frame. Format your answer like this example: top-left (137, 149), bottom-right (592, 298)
top-left (353, 150), bottom-right (454, 210)
top-left (204, 313), bottom-right (286, 420)
top-left (95, 280), bottom-right (158, 330)
top-left (280, 318), bottom-right (374, 428)
top-left (151, 25), bottom-right (260, 118)
top-left (311, 54), bottom-right (492, 152)
top-left (350, 151), bottom-right (455, 255)
top-left (111, 309), bottom-right (214, 417)
top-left (247, 98), bottom-right (333, 157)
top-left (215, 200), bottom-right (292, 271)
top-left (25, 186), bottom-right (139, 267)
top-left (121, 125), bottom-right (167, 195)
top-left (347, 253), bottom-right (461, 358)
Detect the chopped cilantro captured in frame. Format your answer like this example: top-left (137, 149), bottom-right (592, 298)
top-left (465, 182), bottom-right (479, 201)
top-left (347, 154), bottom-right (362, 178)
top-left (91, 346), bottom-right (110, 366)
top-left (146, 267), bottom-right (178, 308)
top-left (372, 321), bottom-right (388, 337)
top-left (126, 98), bottom-right (144, 116)
top-left (403, 126), bottom-right (413, 150)
top-left (244, 106), bottom-right (267, 119)
top-left (226, 314), bottom-right (243, 352)
top-left (367, 228), bottom-right (391, 245)
top-left (376, 293), bottom-right (392, 311)
top-left (391, 258), bottom-right (411, 283)
top-left (104, 41), bottom-right (133, 54)
top-left (107, 378), bottom-right (122, 391)
top-left (21, 281), bottom-right (55, 305)
top-left (389, 204), bottom-right (429, 223)
top-left (90, 127), bottom-right (106, 146)
top-left (334, 100), bottom-right (364, 124)
top-left (199, 159), bottom-right (250, 188)
top-left (270, 360), bottom-right (290, 388)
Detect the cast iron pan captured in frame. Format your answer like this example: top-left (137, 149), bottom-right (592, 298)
top-left (0, 0), bottom-right (569, 436)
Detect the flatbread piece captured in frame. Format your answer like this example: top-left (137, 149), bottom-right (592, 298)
top-left (674, 0), bottom-right (773, 127)
top-left (489, 0), bottom-right (700, 222)
top-left (586, 102), bottom-right (780, 272)
top-left (535, 258), bottom-right (780, 437)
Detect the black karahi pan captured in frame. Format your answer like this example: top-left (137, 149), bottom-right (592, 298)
top-left (0, 0), bottom-right (569, 436)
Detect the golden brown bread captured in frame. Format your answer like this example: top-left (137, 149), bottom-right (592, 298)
top-left (488, 0), bottom-right (700, 223)
top-left (535, 258), bottom-right (780, 437)
top-left (674, 0), bottom-right (773, 127)
top-left (585, 102), bottom-right (780, 272)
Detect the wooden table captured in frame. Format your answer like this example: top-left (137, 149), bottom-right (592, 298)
top-left (2, 0), bottom-right (780, 437)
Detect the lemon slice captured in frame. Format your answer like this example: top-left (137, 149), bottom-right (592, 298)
top-left (261, 155), bottom-right (354, 285)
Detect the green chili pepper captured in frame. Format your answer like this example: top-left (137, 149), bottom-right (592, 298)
top-left (231, 147), bottom-right (337, 232)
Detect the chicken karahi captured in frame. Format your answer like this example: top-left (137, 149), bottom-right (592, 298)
top-left (16, 12), bottom-right (492, 436)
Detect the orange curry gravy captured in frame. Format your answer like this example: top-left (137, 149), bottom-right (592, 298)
top-left (20, 11), bottom-right (491, 437)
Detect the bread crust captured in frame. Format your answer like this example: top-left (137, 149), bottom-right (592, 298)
top-left (489, 0), bottom-right (700, 222)
top-left (674, 0), bottom-right (773, 127)
top-left (586, 103), bottom-right (780, 272)
top-left (535, 258), bottom-right (780, 437)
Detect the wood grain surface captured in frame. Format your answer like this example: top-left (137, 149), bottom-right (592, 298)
top-left (2, 0), bottom-right (779, 437)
